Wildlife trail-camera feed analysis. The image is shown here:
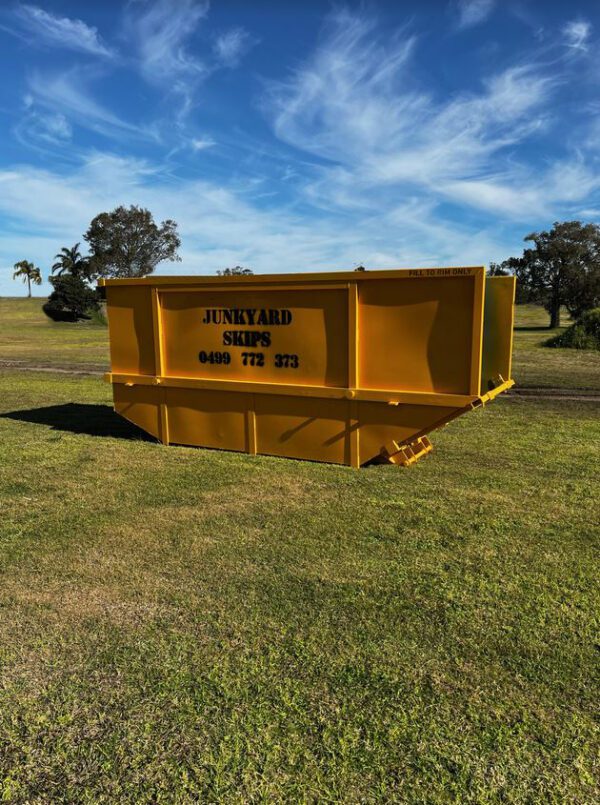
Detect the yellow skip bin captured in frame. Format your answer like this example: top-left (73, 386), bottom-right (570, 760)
top-left (99, 267), bottom-right (515, 467)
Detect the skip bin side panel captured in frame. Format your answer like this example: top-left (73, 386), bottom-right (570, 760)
top-left (106, 286), bottom-right (156, 376)
top-left (159, 287), bottom-right (349, 388)
top-left (165, 388), bottom-right (250, 452)
top-left (481, 276), bottom-right (516, 394)
top-left (358, 274), bottom-right (479, 394)
top-left (255, 395), bottom-right (350, 464)
top-left (113, 383), bottom-right (161, 440)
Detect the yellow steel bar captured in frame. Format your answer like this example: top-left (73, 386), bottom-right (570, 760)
top-left (158, 392), bottom-right (169, 444)
top-left (349, 400), bottom-right (360, 468)
top-left (506, 280), bottom-right (516, 382)
top-left (150, 289), bottom-right (163, 376)
top-left (347, 282), bottom-right (360, 466)
top-left (104, 372), bottom-right (478, 408)
top-left (151, 289), bottom-right (169, 445)
top-left (157, 283), bottom-right (346, 293)
top-left (98, 267), bottom-right (485, 288)
top-left (347, 282), bottom-right (359, 389)
top-left (479, 378), bottom-right (515, 403)
top-left (469, 268), bottom-right (485, 396)
top-left (246, 399), bottom-right (257, 455)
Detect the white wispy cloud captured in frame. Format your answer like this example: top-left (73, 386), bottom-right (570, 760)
top-left (0, 151), bottom-right (523, 296)
top-left (213, 27), bottom-right (254, 68)
top-left (125, 0), bottom-right (209, 86)
top-left (14, 4), bottom-right (115, 57)
top-left (442, 163), bottom-right (600, 218)
top-left (191, 137), bottom-right (216, 150)
top-left (38, 113), bottom-right (72, 141)
top-left (456, 0), bottom-right (495, 30)
top-left (270, 11), bottom-right (420, 164)
top-left (15, 111), bottom-right (72, 148)
top-left (27, 70), bottom-right (157, 143)
top-left (122, 0), bottom-right (210, 127)
top-left (266, 10), bottom-right (596, 220)
top-left (563, 19), bottom-right (591, 50)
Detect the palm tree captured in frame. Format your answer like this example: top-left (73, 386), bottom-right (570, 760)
top-left (13, 260), bottom-right (42, 298)
top-left (51, 243), bottom-right (89, 278)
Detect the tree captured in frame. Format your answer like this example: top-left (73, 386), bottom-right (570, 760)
top-left (84, 205), bottom-right (181, 279)
top-left (51, 243), bottom-right (90, 278)
top-left (13, 260), bottom-right (42, 297)
top-left (217, 266), bottom-right (253, 276)
top-left (43, 275), bottom-right (100, 322)
top-left (497, 221), bottom-right (600, 328)
top-left (488, 262), bottom-right (509, 276)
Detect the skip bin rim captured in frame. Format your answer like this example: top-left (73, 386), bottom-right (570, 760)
top-left (98, 266), bottom-right (486, 287)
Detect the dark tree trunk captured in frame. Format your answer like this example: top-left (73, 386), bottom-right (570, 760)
top-left (27, 277), bottom-right (31, 298)
top-left (550, 301), bottom-right (560, 329)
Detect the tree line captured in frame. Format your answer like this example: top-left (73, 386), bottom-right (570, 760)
top-left (13, 211), bottom-right (600, 329)
top-left (11, 205), bottom-right (180, 320)
top-left (12, 205), bottom-right (253, 321)
top-left (490, 221), bottom-right (600, 328)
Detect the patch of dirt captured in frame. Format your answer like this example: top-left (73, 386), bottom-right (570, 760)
top-left (507, 388), bottom-right (600, 402)
top-left (0, 360), bottom-right (104, 376)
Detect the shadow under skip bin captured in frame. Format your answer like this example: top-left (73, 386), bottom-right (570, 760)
top-left (1, 403), bottom-right (155, 441)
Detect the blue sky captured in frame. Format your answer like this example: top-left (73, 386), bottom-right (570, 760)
top-left (1, 0), bottom-right (599, 295)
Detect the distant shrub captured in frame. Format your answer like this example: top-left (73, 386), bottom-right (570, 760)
top-left (545, 308), bottom-right (600, 350)
top-left (43, 275), bottom-right (100, 323)
top-left (42, 305), bottom-right (81, 323)
top-left (88, 304), bottom-right (108, 326)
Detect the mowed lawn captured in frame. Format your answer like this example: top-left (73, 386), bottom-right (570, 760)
top-left (511, 305), bottom-right (600, 391)
top-left (0, 297), bottom-right (599, 801)
top-left (0, 297), bottom-right (108, 371)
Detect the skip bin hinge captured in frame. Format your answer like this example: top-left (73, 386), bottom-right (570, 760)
top-left (380, 435), bottom-right (433, 467)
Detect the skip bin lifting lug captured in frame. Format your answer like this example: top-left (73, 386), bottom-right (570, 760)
top-left (380, 435), bottom-right (433, 467)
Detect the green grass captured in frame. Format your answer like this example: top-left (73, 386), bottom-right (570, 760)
top-left (512, 305), bottom-right (600, 390)
top-left (0, 297), bottom-right (108, 370)
top-left (0, 369), bottom-right (599, 802)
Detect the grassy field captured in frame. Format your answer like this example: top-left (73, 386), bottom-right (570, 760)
top-left (510, 305), bottom-right (600, 391)
top-left (0, 297), bottom-right (599, 801)
top-left (0, 297), bottom-right (108, 371)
